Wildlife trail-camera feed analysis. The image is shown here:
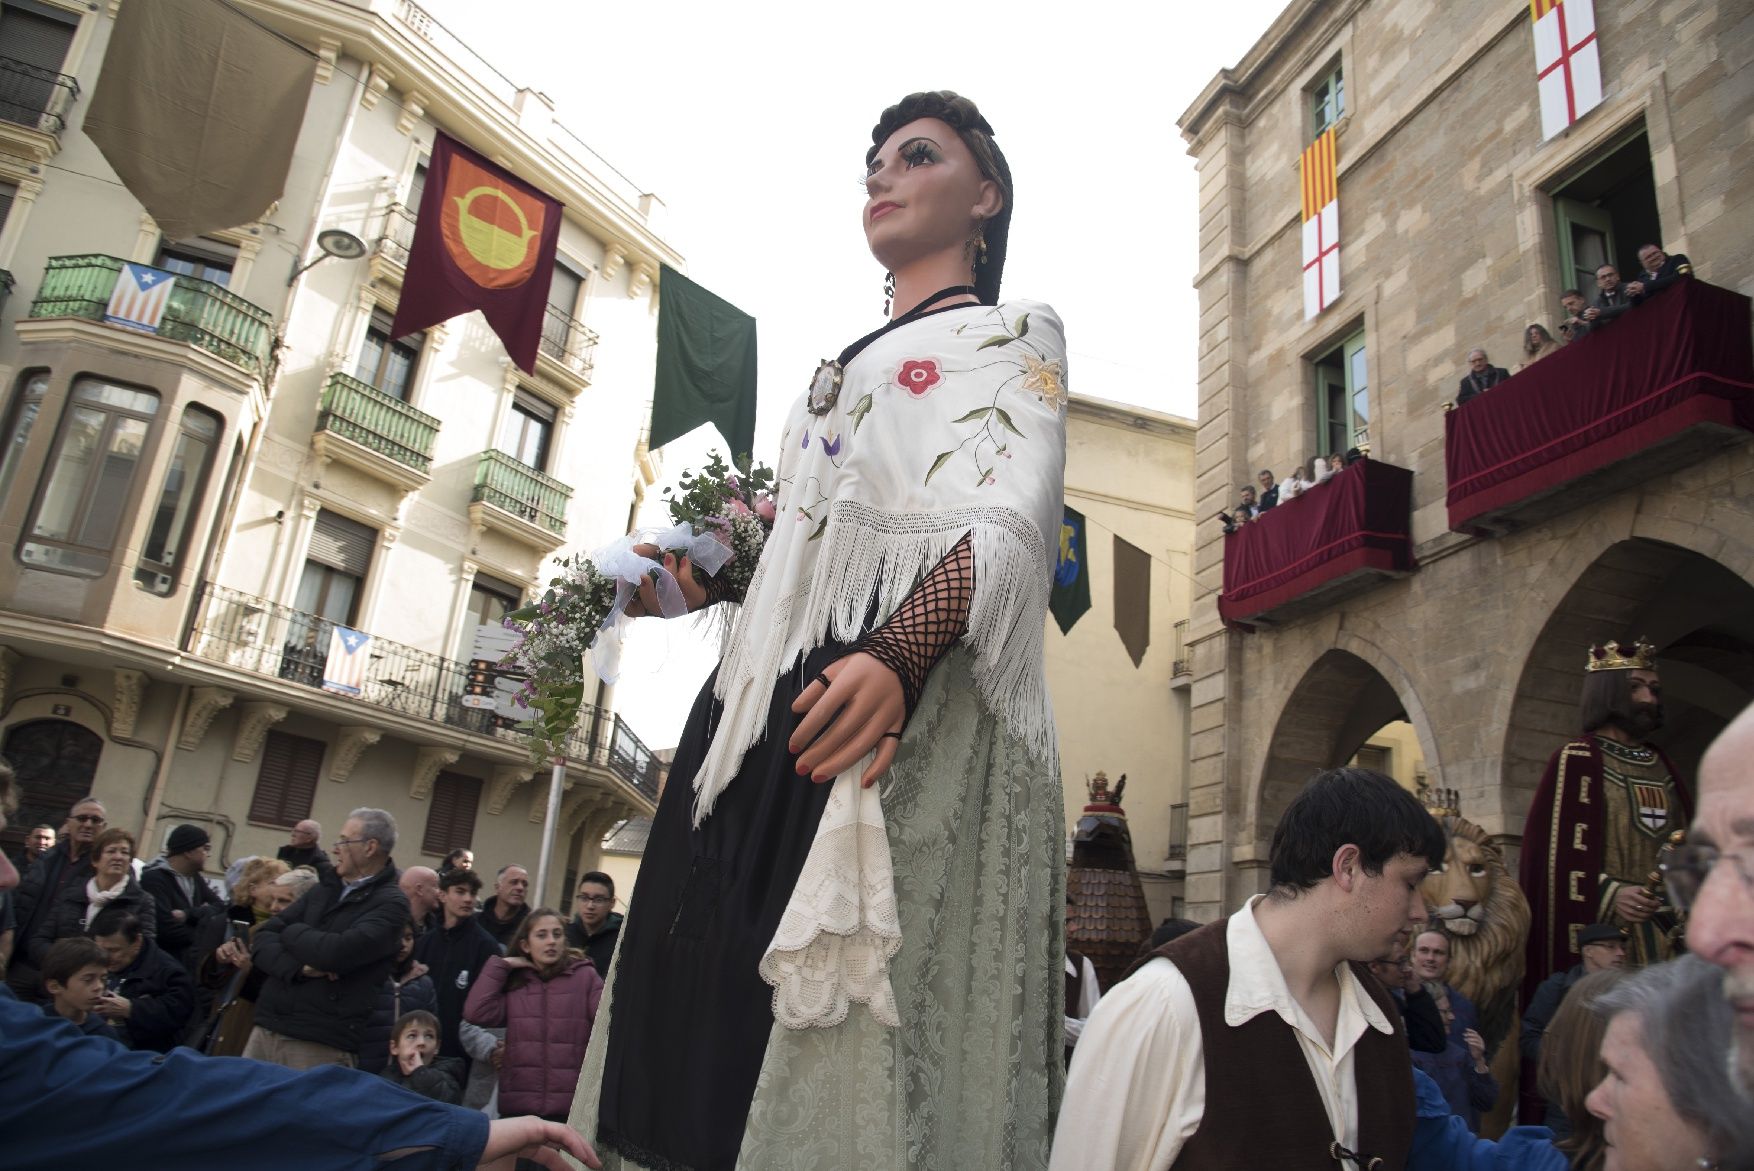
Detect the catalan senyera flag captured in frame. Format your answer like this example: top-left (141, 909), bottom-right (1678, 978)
top-left (1300, 128), bottom-right (1340, 321)
top-left (391, 132), bottom-right (564, 373)
top-left (1531, 0), bottom-right (1603, 141)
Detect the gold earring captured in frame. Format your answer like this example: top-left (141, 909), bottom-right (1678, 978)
top-left (972, 227), bottom-right (988, 266)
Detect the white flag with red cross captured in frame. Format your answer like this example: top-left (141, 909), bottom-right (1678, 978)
top-left (1300, 128), bottom-right (1339, 321)
top-left (1532, 0), bottom-right (1603, 140)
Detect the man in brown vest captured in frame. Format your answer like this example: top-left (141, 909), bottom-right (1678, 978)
top-left (1050, 767), bottom-right (1445, 1170)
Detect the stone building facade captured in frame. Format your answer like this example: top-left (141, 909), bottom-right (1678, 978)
top-left (0, 0), bottom-right (681, 905)
top-left (1179, 0), bottom-right (1754, 917)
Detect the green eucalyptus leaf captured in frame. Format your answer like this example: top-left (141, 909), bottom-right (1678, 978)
top-left (1014, 313), bottom-right (1030, 337)
top-left (925, 449), bottom-right (955, 485)
top-left (977, 335), bottom-right (1014, 351)
top-left (994, 408), bottom-right (1026, 438)
top-left (808, 515), bottom-right (829, 542)
top-left (952, 407), bottom-right (994, 423)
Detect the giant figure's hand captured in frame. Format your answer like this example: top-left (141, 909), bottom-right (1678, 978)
top-left (788, 654), bottom-right (905, 788)
top-left (1613, 885), bottom-right (1658, 923)
top-left (622, 544), bottom-right (706, 617)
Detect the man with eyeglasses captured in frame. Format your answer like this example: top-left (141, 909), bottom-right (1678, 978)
top-left (566, 871), bottom-right (622, 975)
top-left (245, 808), bottom-right (410, 1069)
top-left (7, 797), bottom-right (105, 998)
top-left (1674, 701), bottom-right (1754, 1097)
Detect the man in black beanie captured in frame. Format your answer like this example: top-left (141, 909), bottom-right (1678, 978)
top-left (140, 824), bottom-right (225, 967)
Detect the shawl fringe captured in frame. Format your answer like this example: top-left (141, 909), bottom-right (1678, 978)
top-left (693, 500), bottom-right (1055, 825)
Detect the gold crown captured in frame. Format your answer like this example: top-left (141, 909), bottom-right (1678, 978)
top-left (1586, 638), bottom-right (1656, 673)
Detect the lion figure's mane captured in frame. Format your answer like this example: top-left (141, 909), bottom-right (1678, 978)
top-left (1423, 814), bottom-right (1531, 1014)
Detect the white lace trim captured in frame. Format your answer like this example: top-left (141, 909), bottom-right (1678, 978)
top-left (692, 501), bottom-right (1055, 827)
top-left (759, 757), bottom-right (902, 1030)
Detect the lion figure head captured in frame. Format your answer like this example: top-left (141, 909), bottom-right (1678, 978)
top-left (1419, 813), bottom-right (1531, 1009)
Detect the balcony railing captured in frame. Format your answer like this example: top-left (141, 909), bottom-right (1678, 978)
top-left (317, 372), bottom-right (440, 474)
top-left (1445, 279), bottom-right (1754, 534)
top-left (0, 268), bottom-right (12, 311)
top-left (186, 582), bottom-right (660, 801)
top-left (1166, 802), bottom-right (1189, 862)
top-left (377, 203), bottom-right (418, 265)
top-left (0, 56), bottom-right (78, 136)
top-left (29, 255), bottom-right (275, 378)
top-left (1218, 456), bottom-right (1416, 627)
top-left (473, 450), bottom-right (571, 536)
top-left (539, 304), bottom-right (599, 375)
top-left (1171, 618), bottom-right (1190, 677)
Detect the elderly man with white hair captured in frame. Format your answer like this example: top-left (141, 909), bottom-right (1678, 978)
top-left (244, 808), bottom-right (409, 1069)
top-left (1456, 347), bottom-right (1510, 406)
top-left (1670, 701), bottom-right (1754, 1098)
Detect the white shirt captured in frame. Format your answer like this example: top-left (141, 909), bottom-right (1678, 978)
top-left (1049, 896), bottom-right (1395, 1171)
top-left (1064, 954), bottom-right (1102, 1045)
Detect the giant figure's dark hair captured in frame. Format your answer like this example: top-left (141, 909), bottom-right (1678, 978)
top-left (1578, 667), bottom-right (1660, 735)
top-left (867, 91), bottom-right (1013, 306)
top-left (1268, 767), bottom-right (1447, 893)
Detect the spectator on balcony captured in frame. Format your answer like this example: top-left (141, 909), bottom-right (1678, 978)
top-left (1628, 243), bottom-right (1694, 301)
top-left (1457, 348), bottom-right (1510, 405)
top-left (1557, 288), bottom-right (1594, 342)
top-left (1582, 264), bottom-right (1635, 328)
top-left (1279, 464), bottom-right (1312, 502)
top-left (1255, 469), bottom-right (1280, 512)
top-left (1311, 452), bottom-right (1343, 485)
top-left (1516, 324), bottom-right (1564, 372)
top-left (1219, 486), bottom-right (1258, 534)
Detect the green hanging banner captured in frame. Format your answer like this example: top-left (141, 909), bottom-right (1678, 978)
top-left (649, 264), bottom-right (758, 460)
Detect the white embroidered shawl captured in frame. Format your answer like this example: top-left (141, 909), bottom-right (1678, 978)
top-left (694, 299), bottom-right (1067, 1028)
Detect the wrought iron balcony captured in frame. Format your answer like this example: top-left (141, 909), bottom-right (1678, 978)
top-left (1171, 618), bottom-right (1191, 679)
top-left (539, 304), bottom-right (599, 376)
top-left (376, 203), bottom-right (418, 265)
top-left (317, 372), bottom-right (440, 474)
top-left (0, 56), bottom-right (78, 137)
top-left (1166, 802), bottom-right (1189, 863)
top-left (472, 449), bottom-right (571, 536)
top-left (186, 581), bottom-right (659, 801)
top-left (0, 268), bottom-right (12, 310)
top-left (28, 255), bottom-right (275, 378)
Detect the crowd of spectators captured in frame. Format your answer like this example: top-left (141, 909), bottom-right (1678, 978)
top-left (0, 795), bottom-right (625, 1133)
top-left (1457, 242), bottom-right (1695, 407)
top-left (1221, 450), bottom-right (1360, 533)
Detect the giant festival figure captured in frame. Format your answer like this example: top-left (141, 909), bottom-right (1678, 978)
top-left (567, 91), bottom-right (1070, 1170)
top-left (1519, 638), bottom-right (1692, 1001)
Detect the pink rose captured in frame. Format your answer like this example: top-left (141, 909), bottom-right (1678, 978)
top-left (754, 494), bottom-right (777, 523)
top-left (896, 358), bottom-right (943, 398)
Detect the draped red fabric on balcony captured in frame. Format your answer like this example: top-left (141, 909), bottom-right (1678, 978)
top-left (1218, 458), bottom-right (1415, 625)
top-left (1445, 279), bottom-right (1754, 532)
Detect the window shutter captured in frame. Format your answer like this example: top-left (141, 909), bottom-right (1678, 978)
top-left (249, 730), bottom-right (325, 826)
top-left (0, 5), bottom-right (77, 72)
top-left (0, 182), bottom-right (15, 236)
top-left (547, 262), bottom-right (584, 314)
top-left (306, 509), bottom-right (376, 576)
top-left (422, 771), bottom-right (481, 855)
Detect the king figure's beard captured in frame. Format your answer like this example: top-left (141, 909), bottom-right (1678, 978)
top-left (1619, 702), bottom-right (1665, 738)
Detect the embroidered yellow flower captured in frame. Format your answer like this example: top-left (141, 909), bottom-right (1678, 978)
top-left (1022, 354), bottom-right (1067, 411)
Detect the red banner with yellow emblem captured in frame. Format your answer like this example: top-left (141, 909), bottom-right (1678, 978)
top-left (391, 132), bottom-right (563, 372)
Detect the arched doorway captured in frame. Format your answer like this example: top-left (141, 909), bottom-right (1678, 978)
top-left (1, 719), bottom-right (103, 864)
top-left (1502, 537), bottom-right (1754, 860)
top-left (1249, 649), bottom-right (1438, 898)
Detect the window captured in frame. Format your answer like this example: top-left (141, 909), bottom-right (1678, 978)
top-left (541, 262), bottom-right (585, 360)
top-left (248, 730), bottom-right (325, 827)
top-left (0, 369), bottom-right (47, 506)
top-left (1312, 329), bottom-right (1368, 458)
top-left (497, 390), bottom-right (555, 470)
top-left (1310, 63), bottom-right (1345, 135)
top-left (355, 308), bottom-right (423, 401)
top-left (458, 572), bottom-right (523, 660)
top-left (422, 771), bottom-right (481, 855)
top-left (283, 509), bottom-right (374, 685)
top-left (1354, 744), bottom-right (1390, 773)
top-left (1549, 127), bottom-right (1660, 293)
top-left (407, 160), bottom-right (428, 211)
top-left (0, 0), bottom-right (77, 128)
top-left (135, 405), bottom-right (220, 595)
top-left (0, 181), bottom-right (15, 238)
top-left (20, 377), bottom-right (159, 577)
top-left (153, 238), bottom-right (236, 288)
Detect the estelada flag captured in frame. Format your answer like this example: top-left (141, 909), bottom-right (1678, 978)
top-left (392, 132), bottom-right (563, 372)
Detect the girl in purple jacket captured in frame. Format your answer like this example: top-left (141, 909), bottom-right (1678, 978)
top-left (463, 908), bottom-right (602, 1121)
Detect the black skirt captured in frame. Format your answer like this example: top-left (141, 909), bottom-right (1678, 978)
top-left (594, 644), bottom-right (845, 1171)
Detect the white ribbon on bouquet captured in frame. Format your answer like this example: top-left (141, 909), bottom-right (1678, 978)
top-left (586, 522), bottom-right (733, 683)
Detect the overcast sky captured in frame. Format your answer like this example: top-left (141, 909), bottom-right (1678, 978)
top-left (419, 0), bottom-right (1289, 748)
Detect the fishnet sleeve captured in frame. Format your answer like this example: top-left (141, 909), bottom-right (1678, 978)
top-left (848, 532), bottom-right (975, 719)
top-left (698, 564), bottom-right (743, 608)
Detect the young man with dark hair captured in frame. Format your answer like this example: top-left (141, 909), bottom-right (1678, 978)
top-left (415, 866), bottom-right (501, 1066)
top-left (139, 823), bottom-right (226, 967)
top-left (1052, 768), bottom-right (1444, 1170)
top-left (566, 871), bottom-right (622, 975)
top-left (1557, 288), bottom-right (1593, 341)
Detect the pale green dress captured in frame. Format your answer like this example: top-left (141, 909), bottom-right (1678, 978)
top-left (567, 649), bottom-right (1067, 1169)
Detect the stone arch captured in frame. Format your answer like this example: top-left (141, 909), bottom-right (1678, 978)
top-left (1499, 535), bottom-right (1754, 863)
top-left (1245, 639), bottom-right (1441, 901)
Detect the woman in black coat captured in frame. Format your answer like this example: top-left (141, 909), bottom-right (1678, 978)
top-left (27, 827), bottom-right (155, 971)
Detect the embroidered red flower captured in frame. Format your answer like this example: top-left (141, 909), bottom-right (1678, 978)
top-left (896, 359), bottom-right (942, 398)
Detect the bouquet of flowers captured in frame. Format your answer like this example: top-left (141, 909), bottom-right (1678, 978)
top-left (500, 451), bottom-right (776, 763)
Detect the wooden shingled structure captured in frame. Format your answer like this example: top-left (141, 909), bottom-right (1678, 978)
top-left (1066, 771), bottom-right (1154, 992)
